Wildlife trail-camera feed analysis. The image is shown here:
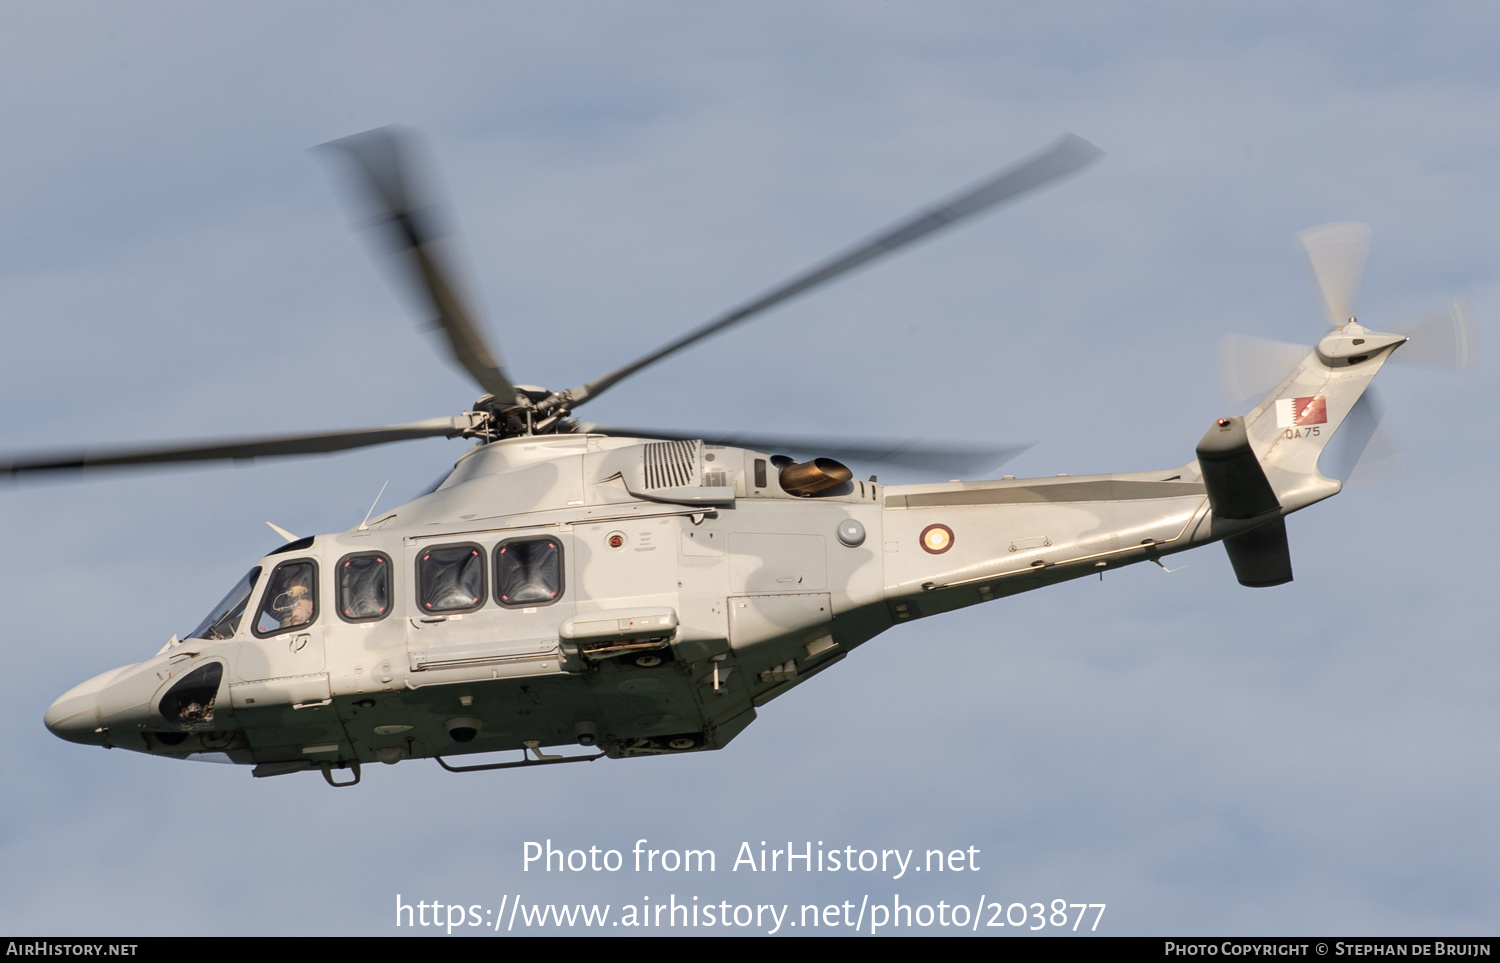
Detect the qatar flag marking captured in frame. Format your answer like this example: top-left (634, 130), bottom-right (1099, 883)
top-left (1275, 395), bottom-right (1327, 428)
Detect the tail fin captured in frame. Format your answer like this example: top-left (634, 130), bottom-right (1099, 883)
top-left (1194, 322), bottom-right (1403, 587)
top-left (1242, 323), bottom-right (1404, 512)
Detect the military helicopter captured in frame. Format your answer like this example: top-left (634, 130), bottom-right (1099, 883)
top-left (30, 128), bottom-right (1467, 787)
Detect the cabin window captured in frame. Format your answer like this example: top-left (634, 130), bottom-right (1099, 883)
top-left (253, 559), bottom-right (319, 637)
top-left (185, 567), bottom-right (261, 641)
top-left (158, 662), bottom-right (224, 726)
top-left (417, 543), bottom-right (486, 613)
top-left (495, 536), bottom-right (563, 606)
top-left (754, 458), bottom-right (767, 489)
top-left (338, 553), bottom-right (392, 622)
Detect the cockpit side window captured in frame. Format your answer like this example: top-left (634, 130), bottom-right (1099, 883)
top-left (495, 536), bottom-right (563, 606)
top-left (338, 552), bottom-right (392, 622)
top-left (253, 559), bottom-right (319, 637)
top-left (185, 567), bottom-right (262, 641)
top-left (417, 543), bottom-right (486, 613)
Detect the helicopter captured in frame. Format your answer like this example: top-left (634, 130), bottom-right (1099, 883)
top-left (30, 127), bottom-right (1461, 787)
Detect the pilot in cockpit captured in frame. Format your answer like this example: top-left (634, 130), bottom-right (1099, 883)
top-left (271, 580), bottom-right (315, 630)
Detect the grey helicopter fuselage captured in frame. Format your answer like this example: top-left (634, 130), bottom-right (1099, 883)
top-left (32, 131), bottom-right (1432, 786)
top-left (41, 324), bottom-right (1403, 785)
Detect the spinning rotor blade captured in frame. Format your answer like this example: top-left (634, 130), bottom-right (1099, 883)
top-left (560, 134), bottom-right (1103, 409)
top-left (1298, 222), bottom-right (1371, 326)
top-left (0, 416), bottom-right (473, 479)
top-left (1391, 300), bottom-right (1477, 370)
top-left (582, 425), bottom-right (1029, 476)
top-left (322, 127), bottom-right (520, 405)
top-left (1319, 390), bottom-right (1400, 485)
top-left (1217, 334), bottom-right (1309, 407)
top-left (1218, 300), bottom-right (1477, 408)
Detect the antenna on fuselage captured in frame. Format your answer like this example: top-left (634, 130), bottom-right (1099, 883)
top-left (266, 521), bottom-right (299, 542)
top-left (357, 480), bottom-right (390, 532)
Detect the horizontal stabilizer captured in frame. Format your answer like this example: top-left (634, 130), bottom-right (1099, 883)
top-left (1195, 416), bottom-right (1280, 519)
top-left (1222, 518), bottom-right (1293, 587)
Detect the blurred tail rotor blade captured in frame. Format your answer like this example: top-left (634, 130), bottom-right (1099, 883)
top-left (581, 425), bottom-right (1029, 477)
top-left (1391, 300), bottom-right (1478, 370)
top-left (1319, 389), bottom-right (1400, 485)
top-left (1297, 222), bottom-right (1371, 326)
top-left (1217, 334), bottom-right (1310, 407)
top-left (321, 127), bottom-right (520, 405)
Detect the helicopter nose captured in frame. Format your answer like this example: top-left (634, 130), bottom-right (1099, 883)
top-left (45, 690), bottom-right (103, 745)
top-left (44, 665), bottom-right (136, 746)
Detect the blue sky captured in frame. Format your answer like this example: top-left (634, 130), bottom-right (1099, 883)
top-left (0, 2), bottom-right (1497, 935)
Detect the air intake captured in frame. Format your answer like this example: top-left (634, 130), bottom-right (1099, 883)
top-left (642, 440), bottom-right (698, 489)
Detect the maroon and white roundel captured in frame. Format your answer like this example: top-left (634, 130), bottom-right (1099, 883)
top-left (920, 523), bottom-right (954, 554)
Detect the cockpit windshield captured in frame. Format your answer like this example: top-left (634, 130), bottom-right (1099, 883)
top-left (185, 568), bottom-right (262, 641)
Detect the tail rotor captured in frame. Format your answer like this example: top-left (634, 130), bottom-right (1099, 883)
top-left (1297, 221), bottom-right (1371, 327)
top-left (1216, 223), bottom-right (1476, 483)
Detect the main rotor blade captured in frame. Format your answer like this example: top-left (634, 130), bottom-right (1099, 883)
top-left (561, 134), bottom-right (1103, 409)
top-left (0, 416), bottom-right (472, 479)
top-left (1297, 222), bottom-right (1371, 326)
top-left (321, 127), bottom-right (520, 405)
top-left (582, 425), bottom-right (1029, 476)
